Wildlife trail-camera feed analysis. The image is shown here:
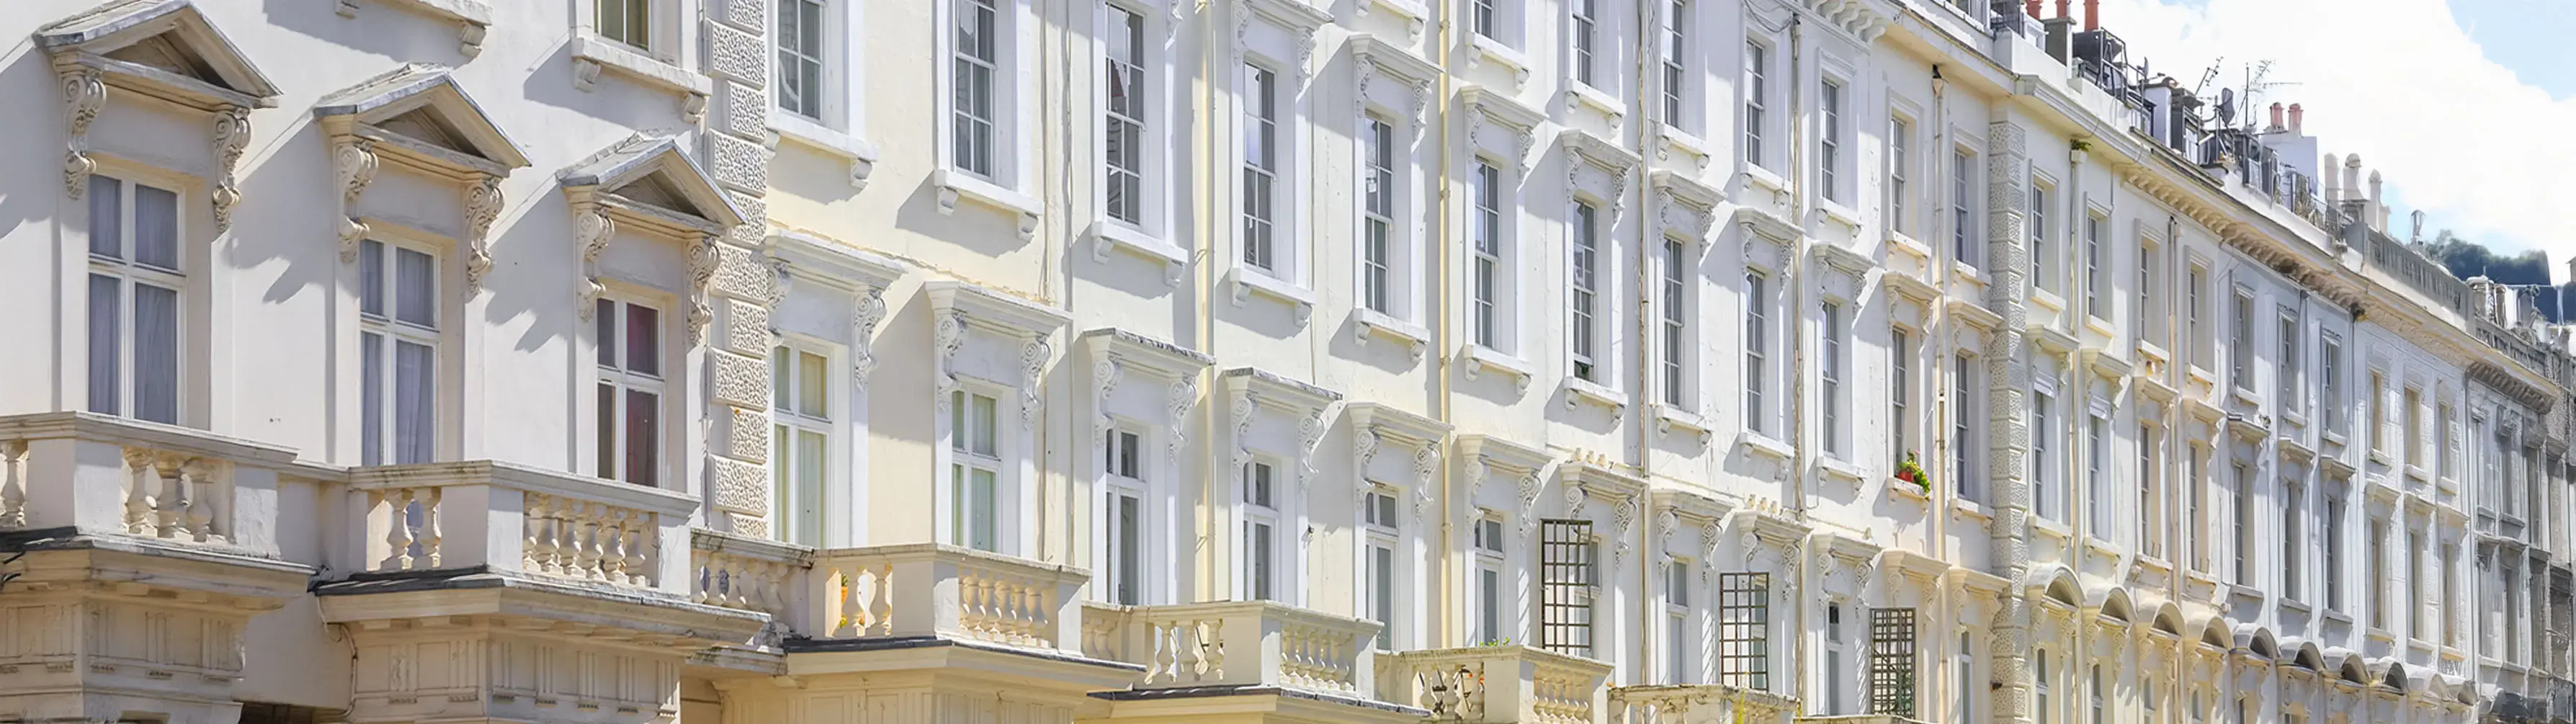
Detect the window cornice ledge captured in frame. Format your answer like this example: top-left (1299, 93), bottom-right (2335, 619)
top-left (774, 112), bottom-right (880, 189)
top-left (1088, 220), bottom-right (1189, 287)
top-left (933, 168), bottom-right (1042, 239)
top-left (570, 34), bottom-right (711, 122)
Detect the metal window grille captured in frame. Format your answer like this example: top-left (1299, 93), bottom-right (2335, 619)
top-left (1539, 519), bottom-right (1596, 657)
top-left (1717, 572), bottom-right (1771, 690)
top-left (1869, 607), bottom-right (1918, 716)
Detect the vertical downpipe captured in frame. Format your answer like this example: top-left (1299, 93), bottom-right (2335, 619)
top-left (1432, 0), bottom-right (1457, 648)
top-left (1197, 0), bottom-right (1220, 602)
top-left (1783, 11), bottom-right (1812, 716)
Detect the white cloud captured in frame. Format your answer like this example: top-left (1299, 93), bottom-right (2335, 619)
top-left (2093, 0), bottom-right (2576, 277)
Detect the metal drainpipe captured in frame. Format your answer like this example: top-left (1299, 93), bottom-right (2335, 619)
top-left (1783, 11), bottom-right (1812, 717)
top-left (1197, 0), bottom-right (1219, 602)
top-left (1634, 0), bottom-right (1658, 676)
top-left (1433, 0), bottom-right (1457, 648)
top-left (1929, 65), bottom-right (1951, 566)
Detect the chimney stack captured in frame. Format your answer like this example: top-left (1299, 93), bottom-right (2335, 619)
top-left (2369, 170), bottom-right (2387, 231)
top-left (2268, 102), bottom-right (2284, 131)
top-left (2085, 0), bottom-right (2100, 30)
top-left (2287, 103), bottom-right (2304, 133)
top-left (2343, 154), bottom-right (2363, 203)
top-left (2321, 153), bottom-right (2341, 199)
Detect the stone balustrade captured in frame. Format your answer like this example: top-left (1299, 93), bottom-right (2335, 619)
top-left (0, 412), bottom-right (298, 556)
top-left (806, 542), bottom-right (1089, 651)
top-left (1379, 645), bottom-right (1616, 724)
top-left (1088, 600), bottom-right (1381, 697)
top-left (692, 527), bottom-right (813, 637)
top-left (344, 461), bottom-right (698, 594)
top-left (1613, 684), bottom-right (1802, 724)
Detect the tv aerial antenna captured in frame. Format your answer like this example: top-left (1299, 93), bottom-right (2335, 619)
top-left (2240, 60), bottom-right (2301, 130)
top-left (2191, 58), bottom-right (2224, 97)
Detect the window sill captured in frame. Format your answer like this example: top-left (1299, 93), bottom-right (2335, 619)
top-left (1886, 474), bottom-right (1931, 504)
top-left (2081, 313), bottom-right (2114, 338)
top-left (1562, 377), bottom-right (1628, 411)
top-left (1651, 403), bottom-right (1714, 443)
top-left (570, 33), bottom-right (710, 113)
top-left (774, 112), bottom-right (881, 189)
top-left (1733, 430), bottom-right (1794, 464)
top-left (1353, 308), bottom-right (1430, 360)
top-left (2321, 429), bottom-right (2348, 448)
top-left (1817, 456), bottom-right (1866, 486)
top-left (1949, 264), bottom-right (1989, 290)
top-left (2185, 365), bottom-right (2215, 388)
top-left (1359, 0), bottom-right (1430, 35)
top-left (2227, 583), bottom-right (2266, 604)
top-left (1887, 231), bottom-right (1931, 262)
top-left (1815, 198), bottom-right (1864, 232)
top-left (2229, 385), bottom-right (2261, 408)
top-left (1455, 344), bottom-right (1534, 392)
top-left (1228, 267), bottom-right (1316, 325)
top-left (2280, 596), bottom-right (2313, 617)
top-left (2282, 410), bottom-right (2309, 429)
top-left (2031, 288), bottom-right (2067, 313)
top-left (1088, 220), bottom-right (1189, 287)
top-left (1738, 164), bottom-right (1790, 198)
top-left (933, 167), bottom-right (1042, 238)
top-left (2322, 608), bottom-right (2353, 626)
top-left (2366, 627), bottom-right (2397, 644)
top-left (2367, 450), bottom-right (2393, 468)
top-left (1464, 33), bottom-right (1531, 86)
top-left (1949, 498), bottom-right (1991, 524)
top-left (2031, 517), bottom-right (2072, 543)
top-left (1661, 126), bottom-right (1713, 165)
top-left (1566, 82), bottom-right (1624, 122)
top-left (2405, 464), bottom-right (2431, 483)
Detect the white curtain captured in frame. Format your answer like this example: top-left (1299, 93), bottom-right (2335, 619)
top-left (395, 340), bottom-right (434, 463)
top-left (86, 274), bottom-right (119, 415)
top-left (362, 331), bottom-right (384, 465)
top-left (132, 282), bottom-right (179, 424)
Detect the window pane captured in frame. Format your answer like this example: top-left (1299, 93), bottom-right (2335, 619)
top-left (87, 274), bottom-right (120, 415)
top-left (133, 184), bottom-right (179, 271)
top-left (772, 347), bottom-right (792, 411)
top-left (971, 393), bottom-right (998, 456)
top-left (796, 429), bottom-right (826, 545)
top-left (133, 282), bottom-right (180, 424)
top-left (89, 176), bottom-right (122, 259)
top-left (596, 300), bottom-right (618, 368)
top-left (949, 390), bottom-right (967, 452)
top-left (1115, 493), bottom-right (1140, 604)
top-left (798, 350), bottom-right (828, 417)
top-left (625, 304), bottom-right (660, 376)
top-left (970, 468), bottom-right (998, 551)
top-left (625, 389), bottom-right (658, 485)
top-left (774, 422), bottom-right (790, 529)
top-left (596, 382), bottom-right (618, 478)
top-left (395, 247), bottom-right (435, 328)
top-left (395, 339), bottom-right (435, 464)
top-left (363, 332), bottom-right (385, 466)
top-left (360, 240), bottom-right (386, 318)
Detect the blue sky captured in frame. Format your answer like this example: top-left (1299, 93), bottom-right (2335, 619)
top-left (2103, 0), bottom-right (2576, 279)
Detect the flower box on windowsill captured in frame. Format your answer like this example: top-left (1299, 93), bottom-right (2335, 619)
top-left (1886, 474), bottom-right (1931, 504)
top-left (1353, 308), bottom-right (1430, 360)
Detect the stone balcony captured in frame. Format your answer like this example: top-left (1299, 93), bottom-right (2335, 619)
top-left (1081, 599), bottom-right (1421, 721)
top-left (1379, 645), bottom-right (1614, 724)
top-left (1614, 684), bottom-right (1800, 724)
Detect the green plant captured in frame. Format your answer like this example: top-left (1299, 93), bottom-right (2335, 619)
top-left (1895, 450), bottom-right (1931, 493)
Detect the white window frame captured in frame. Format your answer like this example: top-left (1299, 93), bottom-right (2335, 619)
top-left (946, 383), bottom-right (1011, 553)
top-left (1570, 0), bottom-right (1600, 87)
top-left (772, 342), bottom-right (834, 546)
top-left (1952, 350), bottom-right (1980, 501)
top-left (772, 0), bottom-right (833, 122)
top-left (1099, 3), bottom-right (1155, 229)
top-left (2032, 390), bottom-right (2057, 521)
top-left (1467, 158), bottom-right (1519, 355)
top-left (2083, 212), bottom-right (2108, 318)
top-left (1820, 300), bottom-right (1846, 457)
top-left (1741, 39), bottom-right (1770, 170)
top-left (2277, 306), bottom-right (2302, 411)
top-left (1361, 487), bottom-right (1400, 649)
top-left (1743, 270), bottom-right (1774, 435)
top-left (1665, 558), bottom-right (1694, 684)
top-left (1359, 115), bottom-right (1402, 316)
top-left (935, 0), bottom-right (1037, 205)
top-left (1823, 601), bottom-right (1851, 714)
top-left (84, 173), bottom-right (189, 426)
top-left (1951, 146), bottom-right (1979, 269)
top-left (591, 0), bottom-right (676, 56)
top-left (1101, 425), bottom-right (1149, 604)
top-left (594, 293), bottom-right (669, 487)
top-left (1817, 76), bottom-right (1845, 204)
top-left (1887, 114), bottom-right (1913, 236)
top-left (1241, 459), bottom-right (1282, 601)
top-left (1473, 514), bottom-right (1508, 645)
top-left (2230, 285), bottom-right (2256, 393)
top-left (2085, 412), bottom-right (2106, 537)
top-left (1570, 200), bottom-right (1606, 383)
top-left (1892, 327), bottom-right (1913, 459)
top-left (1230, 51), bottom-right (1312, 291)
top-left (1660, 0), bottom-right (1691, 133)
top-left (1660, 238), bottom-right (1693, 407)
top-left (358, 237), bottom-right (442, 467)
top-left (2320, 332), bottom-right (2344, 432)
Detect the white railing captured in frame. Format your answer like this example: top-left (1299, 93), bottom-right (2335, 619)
top-left (1380, 645), bottom-right (1615, 723)
top-left (692, 528), bottom-right (812, 620)
top-left (346, 461), bottom-right (697, 594)
top-left (0, 412), bottom-right (297, 555)
top-left (1091, 600), bottom-right (1379, 697)
top-left (807, 543), bottom-right (1088, 651)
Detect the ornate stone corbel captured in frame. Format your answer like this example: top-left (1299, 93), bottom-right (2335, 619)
top-left (462, 176), bottom-right (503, 292)
top-left (1092, 355), bottom-right (1122, 456)
top-left (932, 310), bottom-right (967, 411)
top-left (1610, 496), bottom-right (1637, 564)
top-left (211, 105), bottom-right (251, 232)
top-left (1019, 336), bottom-right (1049, 429)
top-left (1165, 375), bottom-right (1196, 470)
top-left (1701, 519), bottom-right (1724, 566)
top-left (1353, 424), bottom-right (1379, 476)
top-left (685, 237), bottom-right (719, 344)
top-left (1562, 481), bottom-right (1587, 520)
top-left (850, 287), bottom-right (885, 386)
top-left (1410, 442), bottom-right (1439, 520)
top-left (573, 206), bottom-right (613, 320)
top-left (577, 276), bottom-right (606, 318)
top-left (1295, 405), bottom-right (1328, 493)
top-left (1655, 508), bottom-right (1679, 554)
top-left (60, 63), bottom-right (104, 199)
top-left (1517, 465), bottom-right (1546, 533)
top-left (334, 136), bottom-right (379, 261)
top-left (1229, 388), bottom-right (1258, 474)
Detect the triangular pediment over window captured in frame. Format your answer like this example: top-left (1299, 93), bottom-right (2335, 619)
top-left (37, 0), bottom-right (280, 110)
top-left (559, 135), bottom-right (743, 236)
top-left (316, 63), bottom-right (529, 179)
